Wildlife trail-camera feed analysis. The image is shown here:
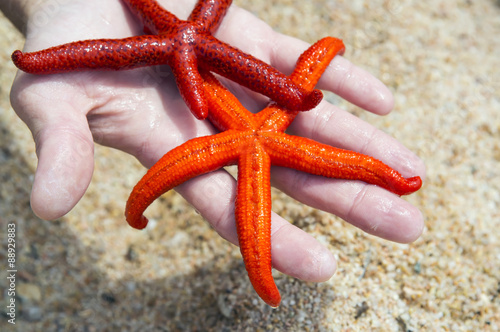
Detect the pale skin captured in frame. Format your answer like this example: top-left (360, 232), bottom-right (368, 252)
top-left (3, 0), bottom-right (425, 284)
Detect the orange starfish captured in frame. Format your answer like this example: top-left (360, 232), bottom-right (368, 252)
top-left (125, 37), bottom-right (422, 307)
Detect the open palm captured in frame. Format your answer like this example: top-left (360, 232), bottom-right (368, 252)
top-left (10, 0), bottom-right (425, 283)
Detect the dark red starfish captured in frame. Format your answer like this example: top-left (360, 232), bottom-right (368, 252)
top-left (11, 0), bottom-right (321, 119)
top-left (125, 37), bottom-right (422, 307)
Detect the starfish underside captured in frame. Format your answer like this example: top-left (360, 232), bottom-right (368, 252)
top-left (125, 37), bottom-right (422, 307)
top-left (11, 0), bottom-right (322, 119)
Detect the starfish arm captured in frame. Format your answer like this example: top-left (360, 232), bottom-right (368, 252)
top-left (12, 36), bottom-right (172, 74)
top-left (126, 131), bottom-right (244, 229)
top-left (263, 133), bottom-right (422, 196)
top-left (290, 37), bottom-right (345, 91)
top-left (255, 37), bottom-right (346, 132)
top-left (235, 143), bottom-right (281, 307)
top-left (197, 35), bottom-right (323, 112)
top-left (200, 70), bottom-right (255, 131)
top-left (122, 0), bottom-right (181, 34)
top-left (188, 0), bottom-right (233, 32)
top-left (170, 51), bottom-right (211, 120)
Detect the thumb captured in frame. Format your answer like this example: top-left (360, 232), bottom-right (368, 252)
top-left (11, 76), bottom-right (95, 220)
top-left (30, 125), bottom-right (94, 220)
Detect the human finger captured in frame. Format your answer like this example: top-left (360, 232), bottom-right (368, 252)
top-left (272, 99), bottom-right (424, 242)
top-left (289, 101), bottom-right (425, 178)
top-left (272, 168), bottom-right (424, 243)
top-left (10, 75), bottom-right (95, 220)
top-left (217, 6), bottom-right (394, 115)
top-left (174, 171), bottom-right (337, 282)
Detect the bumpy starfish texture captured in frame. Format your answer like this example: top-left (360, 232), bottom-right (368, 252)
top-left (125, 37), bottom-right (423, 307)
top-left (11, 0), bottom-right (322, 119)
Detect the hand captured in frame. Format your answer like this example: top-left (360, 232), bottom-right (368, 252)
top-left (8, 0), bottom-right (425, 284)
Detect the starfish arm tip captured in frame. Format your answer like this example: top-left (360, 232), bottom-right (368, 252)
top-left (253, 281), bottom-right (281, 307)
top-left (11, 50), bottom-right (24, 68)
top-left (390, 175), bottom-right (423, 196)
top-left (126, 211), bottom-right (149, 230)
top-left (405, 176), bottom-right (423, 194)
top-left (267, 292), bottom-right (282, 308)
top-left (303, 89), bottom-right (323, 110)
